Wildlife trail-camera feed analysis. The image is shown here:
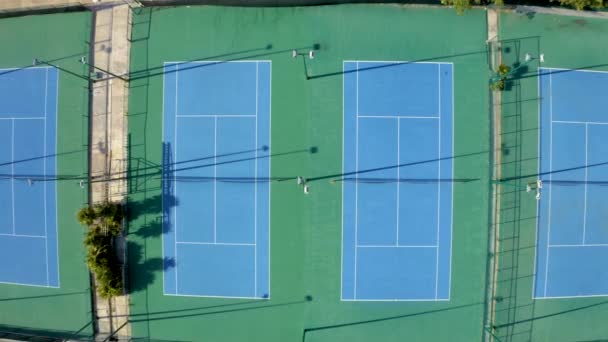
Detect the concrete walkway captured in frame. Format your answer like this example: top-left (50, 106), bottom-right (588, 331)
top-left (485, 8), bottom-right (501, 342)
top-left (89, 4), bottom-right (132, 341)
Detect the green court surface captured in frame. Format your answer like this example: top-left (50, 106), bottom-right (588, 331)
top-left (127, 5), bottom-right (490, 341)
top-left (0, 12), bottom-right (94, 339)
top-left (493, 10), bottom-right (608, 342)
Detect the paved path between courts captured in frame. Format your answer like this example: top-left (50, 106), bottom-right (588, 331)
top-left (485, 8), bottom-right (501, 342)
top-left (89, 3), bottom-right (132, 341)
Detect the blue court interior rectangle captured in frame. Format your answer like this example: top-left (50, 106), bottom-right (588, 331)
top-left (535, 68), bottom-right (608, 298)
top-left (342, 61), bottom-right (453, 301)
top-left (0, 67), bottom-right (59, 288)
top-left (163, 61), bottom-right (270, 298)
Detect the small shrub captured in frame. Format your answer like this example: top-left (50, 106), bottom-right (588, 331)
top-left (490, 79), bottom-right (505, 91)
top-left (77, 207), bottom-right (96, 226)
top-left (497, 64), bottom-right (511, 77)
top-left (94, 202), bottom-right (124, 236)
top-left (552, 0), bottom-right (605, 10)
top-left (440, 0), bottom-right (476, 14)
top-left (78, 202), bottom-right (125, 298)
top-left (77, 202), bottom-right (124, 236)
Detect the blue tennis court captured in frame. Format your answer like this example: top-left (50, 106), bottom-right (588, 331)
top-left (342, 61), bottom-right (453, 301)
top-left (162, 61), bottom-right (271, 298)
top-left (535, 68), bottom-right (608, 299)
top-left (0, 67), bottom-right (59, 288)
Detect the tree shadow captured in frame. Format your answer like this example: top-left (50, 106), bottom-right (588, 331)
top-left (127, 241), bottom-right (175, 295)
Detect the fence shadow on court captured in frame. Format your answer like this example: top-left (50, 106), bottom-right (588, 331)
top-left (306, 150), bottom-right (488, 183)
top-left (0, 291), bottom-right (90, 303)
top-left (0, 149), bottom-right (86, 168)
top-left (127, 43), bottom-right (320, 82)
top-left (0, 322), bottom-right (94, 342)
top-left (301, 302), bottom-right (482, 342)
top-left (0, 53), bottom-right (88, 78)
top-left (126, 143), bottom-right (318, 196)
top-left (303, 49), bottom-right (489, 80)
top-left (128, 295), bottom-right (313, 324)
top-left (105, 295), bottom-right (314, 339)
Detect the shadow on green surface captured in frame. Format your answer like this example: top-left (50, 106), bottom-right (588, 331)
top-left (0, 321), bottom-right (94, 341)
top-left (129, 295), bottom-right (313, 323)
top-left (127, 241), bottom-right (175, 295)
top-left (302, 302), bottom-right (483, 342)
top-left (0, 52), bottom-right (87, 77)
top-left (494, 300), bottom-right (608, 329)
top-left (305, 49), bottom-right (489, 80)
top-left (0, 291), bottom-right (89, 302)
top-left (128, 43), bottom-right (320, 81)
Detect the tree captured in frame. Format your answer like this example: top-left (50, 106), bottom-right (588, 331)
top-left (553, 0), bottom-right (605, 10)
top-left (441, 0), bottom-right (603, 14)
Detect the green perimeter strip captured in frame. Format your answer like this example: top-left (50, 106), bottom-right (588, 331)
top-left (127, 5), bottom-right (490, 342)
top-left (495, 10), bottom-right (608, 342)
top-left (0, 12), bottom-right (94, 338)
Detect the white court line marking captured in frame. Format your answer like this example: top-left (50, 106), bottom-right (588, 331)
top-left (344, 60), bottom-right (453, 65)
top-left (541, 67), bottom-right (608, 75)
top-left (161, 64), bottom-right (167, 293)
top-left (44, 67), bottom-right (50, 286)
top-left (176, 242), bottom-right (255, 246)
top-left (213, 116), bottom-right (217, 243)
top-left (435, 64), bottom-right (441, 300)
top-left (164, 293), bottom-right (269, 300)
top-left (583, 123), bottom-right (588, 245)
top-left (340, 62), bottom-right (346, 298)
top-left (535, 293), bottom-right (608, 300)
top-left (341, 298), bottom-right (449, 302)
top-left (0, 66), bottom-right (52, 71)
top-left (552, 120), bottom-right (608, 125)
top-left (448, 63), bottom-right (454, 300)
top-left (544, 72), bottom-right (554, 297)
top-left (254, 61), bottom-right (259, 296)
top-left (0, 233), bottom-right (46, 238)
top-left (267, 62), bottom-right (272, 298)
top-left (354, 61), bottom-right (359, 299)
top-left (11, 119), bottom-right (15, 235)
top-left (396, 118), bottom-right (400, 246)
top-left (176, 114), bottom-right (256, 118)
top-left (174, 63), bottom-right (179, 294)
top-left (357, 115), bottom-right (439, 119)
top-left (357, 245), bottom-right (437, 248)
top-left (0, 280), bottom-right (57, 288)
top-left (0, 117), bottom-right (45, 120)
top-left (549, 244), bottom-right (608, 248)
top-left (532, 69), bottom-right (543, 299)
top-left (53, 68), bottom-right (60, 287)
top-left (164, 60), bottom-right (273, 64)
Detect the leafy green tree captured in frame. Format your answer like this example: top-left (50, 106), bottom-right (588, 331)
top-left (553, 0), bottom-right (605, 10)
top-left (78, 202), bottom-right (125, 298)
top-left (441, 0), bottom-right (603, 13)
top-left (441, 0), bottom-right (477, 14)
